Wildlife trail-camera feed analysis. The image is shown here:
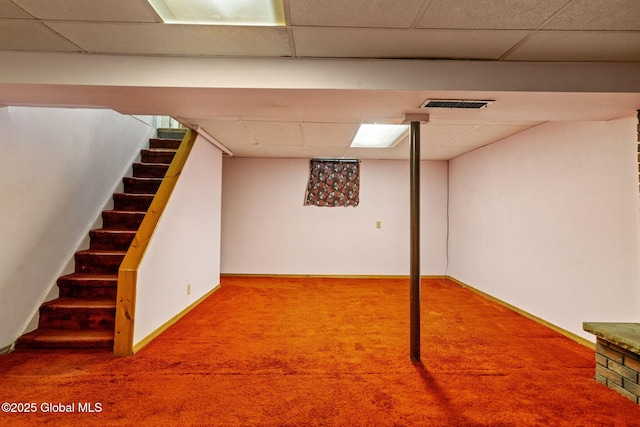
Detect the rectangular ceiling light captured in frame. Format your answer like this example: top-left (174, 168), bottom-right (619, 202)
top-left (148, 0), bottom-right (285, 26)
top-left (350, 124), bottom-right (410, 148)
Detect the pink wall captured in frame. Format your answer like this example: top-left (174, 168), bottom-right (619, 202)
top-left (448, 117), bottom-right (640, 341)
top-left (221, 158), bottom-right (448, 276)
top-left (220, 118), bottom-right (640, 342)
top-left (0, 107), bottom-right (154, 351)
top-left (134, 135), bottom-right (223, 346)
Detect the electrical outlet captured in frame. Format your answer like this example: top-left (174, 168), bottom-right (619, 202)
top-left (187, 284), bottom-right (191, 295)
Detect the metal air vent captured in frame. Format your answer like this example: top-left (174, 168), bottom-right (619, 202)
top-left (420, 99), bottom-right (493, 109)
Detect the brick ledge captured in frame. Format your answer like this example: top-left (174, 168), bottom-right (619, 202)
top-left (583, 322), bottom-right (640, 354)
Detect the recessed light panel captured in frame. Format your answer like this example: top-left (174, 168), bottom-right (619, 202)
top-left (350, 124), bottom-right (409, 148)
top-left (148, 0), bottom-right (286, 26)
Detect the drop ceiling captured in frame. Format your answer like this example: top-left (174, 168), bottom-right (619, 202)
top-left (0, 0), bottom-right (639, 160)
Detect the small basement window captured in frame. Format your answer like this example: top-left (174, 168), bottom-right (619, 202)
top-left (304, 159), bottom-right (360, 207)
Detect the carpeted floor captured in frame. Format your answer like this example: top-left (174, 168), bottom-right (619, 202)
top-left (1, 276), bottom-right (639, 426)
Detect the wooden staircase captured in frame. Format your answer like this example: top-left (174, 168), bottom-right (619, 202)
top-left (18, 131), bottom-right (184, 350)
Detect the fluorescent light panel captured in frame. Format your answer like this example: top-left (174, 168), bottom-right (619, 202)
top-left (148, 0), bottom-right (285, 26)
top-left (350, 124), bottom-right (409, 148)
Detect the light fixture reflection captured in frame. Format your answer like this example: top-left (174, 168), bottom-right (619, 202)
top-left (350, 124), bottom-right (410, 148)
top-left (148, 0), bottom-right (285, 26)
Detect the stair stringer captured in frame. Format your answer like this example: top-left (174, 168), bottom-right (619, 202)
top-left (114, 129), bottom-right (197, 356)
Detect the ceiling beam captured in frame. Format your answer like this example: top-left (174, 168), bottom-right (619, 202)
top-left (1, 51), bottom-right (640, 94)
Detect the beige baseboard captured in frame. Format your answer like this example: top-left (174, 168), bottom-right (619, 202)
top-left (221, 273), bottom-right (447, 280)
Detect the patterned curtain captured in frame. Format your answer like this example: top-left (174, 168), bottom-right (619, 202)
top-left (304, 159), bottom-right (360, 207)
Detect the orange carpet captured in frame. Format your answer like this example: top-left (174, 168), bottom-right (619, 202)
top-left (1, 277), bottom-right (639, 426)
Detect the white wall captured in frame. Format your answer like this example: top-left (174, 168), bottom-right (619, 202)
top-left (448, 117), bottom-right (640, 341)
top-left (0, 107), bottom-right (154, 350)
top-left (221, 158), bottom-right (448, 276)
top-left (134, 135), bottom-right (223, 346)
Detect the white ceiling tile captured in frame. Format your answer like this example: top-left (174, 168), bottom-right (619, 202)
top-left (196, 120), bottom-right (260, 148)
top-left (0, 0), bottom-right (32, 18)
top-left (428, 118), bottom-right (485, 125)
top-left (343, 146), bottom-right (409, 160)
top-left (506, 31), bottom-right (640, 61)
top-left (0, 20), bottom-right (80, 51)
top-left (418, 0), bottom-right (567, 30)
top-left (13, 0), bottom-right (160, 22)
top-left (421, 124), bottom-right (477, 146)
top-left (483, 120), bottom-right (543, 126)
top-left (46, 22), bottom-right (292, 56)
top-left (446, 124), bottom-right (536, 146)
top-left (543, 0), bottom-right (640, 31)
top-left (293, 28), bottom-right (529, 59)
top-left (302, 123), bottom-right (359, 147)
top-left (421, 146), bottom-right (477, 160)
top-left (226, 144), bottom-right (268, 158)
top-left (2, 0), bottom-right (640, 162)
top-left (244, 121), bottom-right (304, 146)
top-left (263, 145), bottom-right (307, 158)
top-left (305, 146), bottom-right (349, 159)
top-left (239, 116), bottom-right (289, 123)
top-left (289, 0), bottom-right (426, 28)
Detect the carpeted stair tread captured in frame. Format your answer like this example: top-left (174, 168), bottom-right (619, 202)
top-left (58, 273), bottom-right (118, 289)
top-left (74, 250), bottom-right (127, 275)
top-left (77, 247), bottom-right (126, 252)
top-left (113, 192), bottom-right (156, 198)
top-left (101, 210), bottom-right (146, 230)
top-left (74, 249), bottom-right (127, 257)
top-left (112, 193), bottom-right (154, 211)
top-left (102, 209), bottom-right (147, 214)
top-left (59, 273), bottom-right (118, 282)
top-left (18, 329), bottom-right (114, 349)
top-left (38, 298), bottom-right (116, 331)
top-left (89, 229), bottom-right (137, 237)
top-left (124, 177), bottom-right (164, 183)
top-left (127, 175), bottom-right (165, 178)
top-left (145, 148), bottom-right (179, 151)
top-left (57, 273), bottom-right (118, 299)
top-left (140, 148), bottom-right (177, 164)
top-left (42, 298), bottom-right (115, 310)
top-left (123, 177), bottom-right (163, 194)
top-left (113, 191), bottom-right (156, 198)
top-left (89, 229), bottom-right (137, 250)
top-left (149, 137), bottom-right (182, 150)
top-left (132, 162), bottom-right (170, 178)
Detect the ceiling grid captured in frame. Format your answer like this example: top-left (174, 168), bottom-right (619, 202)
top-left (0, 0), bottom-right (638, 159)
